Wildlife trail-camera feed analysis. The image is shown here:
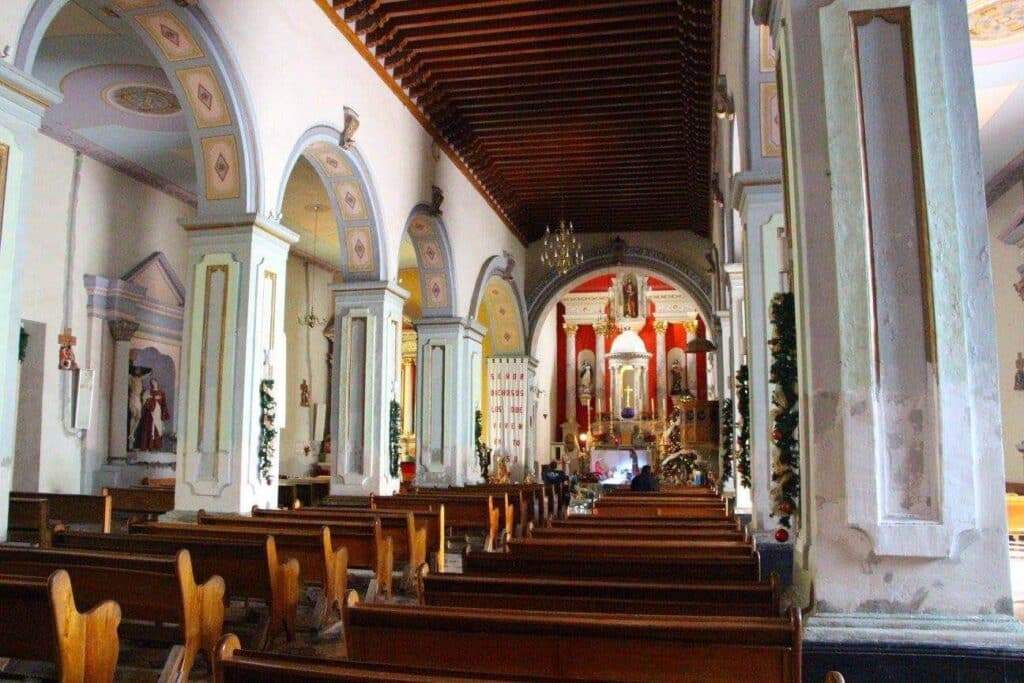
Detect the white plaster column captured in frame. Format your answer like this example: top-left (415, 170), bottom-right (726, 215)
top-left (716, 311), bottom-right (733, 402)
top-left (414, 317), bottom-right (483, 487)
top-left (723, 263), bottom-right (748, 509)
top-left (594, 321), bottom-right (609, 416)
top-left (327, 281), bottom-right (407, 496)
top-left (107, 319), bottom-right (139, 462)
top-left (0, 64), bottom-right (61, 540)
top-left (761, 0), bottom-right (1024, 650)
top-left (173, 216), bottom-right (297, 514)
top-left (563, 323), bottom-right (578, 427)
top-left (654, 321), bottom-right (668, 419)
top-left (733, 173), bottom-right (784, 533)
top-left (400, 330), bottom-right (416, 435)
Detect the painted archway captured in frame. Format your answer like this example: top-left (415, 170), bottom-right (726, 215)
top-left (17, 0), bottom-right (261, 217)
top-left (400, 207), bottom-right (458, 318)
top-left (470, 253), bottom-right (528, 356)
top-left (527, 244), bottom-right (715, 355)
top-left (278, 125), bottom-right (387, 282)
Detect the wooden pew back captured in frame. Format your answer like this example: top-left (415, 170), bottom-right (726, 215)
top-left (7, 496), bottom-right (51, 546)
top-left (102, 486), bottom-right (175, 521)
top-left (508, 537), bottom-right (755, 560)
top-left (11, 491), bottom-right (112, 533)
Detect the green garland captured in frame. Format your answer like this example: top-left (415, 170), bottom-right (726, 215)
top-left (719, 397), bottom-right (734, 485)
top-left (474, 409), bottom-right (492, 482)
top-left (18, 327), bottom-right (28, 363)
top-left (258, 379), bottom-right (277, 485)
top-left (389, 399), bottom-right (401, 478)
top-left (769, 292), bottom-right (800, 529)
top-left (735, 364), bottom-right (751, 489)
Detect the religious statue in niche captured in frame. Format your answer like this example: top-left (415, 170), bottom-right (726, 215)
top-left (670, 359), bottom-right (686, 396)
top-left (578, 360), bottom-right (593, 403)
top-left (622, 275), bottom-right (640, 318)
top-left (128, 362), bottom-right (149, 449)
top-left (127, 347), bottom-right (177, 453)
top-left (300, 379), bottom-right (311, 407)
top-left (137, 379), bottom-right (171, 451)
top-left (1015, 352), bottom-right (1024, 392)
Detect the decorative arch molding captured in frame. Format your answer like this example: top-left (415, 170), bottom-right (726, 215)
top-left (470, 252), bottom-right (527, 357)
top-left (277, 125), bottom-right (387, 282)
top-left (526, 244), bottom-right (715, 354)
top-left (400, 206), bottom-right (458, 318)
top-left (16, 0), bottom-right (261, 217)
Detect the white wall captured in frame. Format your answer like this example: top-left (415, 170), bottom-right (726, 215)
top-left (989, 180), bottom-right (1024, 484)
top-left (532, 306), bottom-right (558, 466)
top-left (279, 253), bottom-right (335, 477)
top-left (18, 135), bottom-right (193, 493)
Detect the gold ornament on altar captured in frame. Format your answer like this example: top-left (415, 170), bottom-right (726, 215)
top-left (489, 455), bottom-right (511, 484)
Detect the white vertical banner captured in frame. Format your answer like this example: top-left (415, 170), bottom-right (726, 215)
top-left (487, 357), bottom-right (528, 473)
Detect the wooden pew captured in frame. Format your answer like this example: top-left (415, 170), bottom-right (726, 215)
top-left (7, 496), bottom-right (51, 546)
top-left (102, 486), bottom-right (175, 525)
top-left (0, 570), bottom-right (120, 682)
top-left (278, 475), bottom-right (331, 509)
top-left (529, 524), bottom-right (750, 544)
top-left (421, 573), bottom-right (780, 617)
top-left (54, 530), bottom-right (303, 647)
top-left (132, 519), bottom-right (393, 601)
top-left (252, 505), bottom-right (446, 573)
top-left (345, 603), bottom-right (802, 682)
top-left (552, 516), bottom-right (742, 530)
top-left (0, 545), bottom-right (223, 680)
top-left (591, 498), bottom-right (732, 519)
top-left (215, 634), bottom-right (567, 682)
top-left (607, 485), bottom-right (719, 497)
top-left (431, 483), bottom-right (552, 528)
top-left (371, 493), bottom-right (507, 551)
top-left (463, 546), bottom-right (760, 582)
top-left (507, 537), bottom-right (755, 560)
top-left (11, 491), bottom-right (112, 533)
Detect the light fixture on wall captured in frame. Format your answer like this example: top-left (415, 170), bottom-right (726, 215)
top-left (540, 217), bottom-right (583, 275)
top-left (297, 203), bottom-right (329, 329)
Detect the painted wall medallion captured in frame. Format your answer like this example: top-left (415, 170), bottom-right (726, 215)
top-left (177, 66), bottom-right (231, 129)
top-left (345, 227), bottom-right (375, 273)
top-left (969, 0), bottom-right (1024, 45)
top-left (103, 83), bottom-right (181, 116)
top-left (136, 11), bottom-right (204, 62)
top-left (201, 135), bottom-right (241, 200)
top-left (334, 180), bottom-right (368, 221)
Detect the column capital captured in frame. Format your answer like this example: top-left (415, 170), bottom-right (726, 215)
top-left (0, 61), bottom-right (61, 129)
top-left (593, 320), bottom-right (613, 336)
top-left (107, 319), bottom-right (139, 342)
top-left (563, 323), bottom-right (579, 336)
top-left (730, 171), bottom-right (783, 226)
top-left (181, 213), bottom-right (299, 246)
top-left (653, 320), bottom-right (669, 334)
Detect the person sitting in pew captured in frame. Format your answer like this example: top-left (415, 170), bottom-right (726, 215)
top-left (630, 465), bottom-right (660, 493)
top-left (542, 463), bottom-right (568, 488)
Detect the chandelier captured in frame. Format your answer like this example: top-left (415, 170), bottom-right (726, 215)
top-left (297, 203), bottom-right (329, 329)
top-left (540, 218), bottom-right (583, 275)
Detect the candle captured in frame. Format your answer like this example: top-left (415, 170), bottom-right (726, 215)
top-left (650, 397), bottom-right (655, 417)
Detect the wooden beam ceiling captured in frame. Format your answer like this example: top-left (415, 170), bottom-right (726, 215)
top-left (324, 0), bottom-right (717, 242)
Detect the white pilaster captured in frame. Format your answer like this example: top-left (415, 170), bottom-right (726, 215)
top-left (564, 323), bottom-right (578, 428)
top-left (107, 320), bottom-right (139, 462)
top-left (0, 63), bottom-right (61, 540)
top-left (174, 216), bottom-right (297, 514)
top-left (594, 321), bottom-right (609, 416)
top-left (734, 173), bottom-right (784, 532)
top-left (328, 280), bottom-right (407, 496)
top-left (654, 321), bottom-right (668, 419)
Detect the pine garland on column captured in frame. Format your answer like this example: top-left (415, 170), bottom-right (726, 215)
top-left (769, 292), bottom-right (800, 530)
top-left (389, 399), bottom-right (401, 478)
top-left (735, 365), bottom-right (751, 488)
top-left (258, 379), bottom-right (277, 485)
top-left (719, 397), bottom-right (734, 485)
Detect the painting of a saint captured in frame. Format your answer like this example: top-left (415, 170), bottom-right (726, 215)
top-left (622, 275), bottom-right (639, 318)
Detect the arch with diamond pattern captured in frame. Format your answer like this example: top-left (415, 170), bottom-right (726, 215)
top-left (400, 206), bottom-right (458, 318)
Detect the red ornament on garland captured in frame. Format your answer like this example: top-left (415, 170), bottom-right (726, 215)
top-left (772, 428), bottom-right (783, 442)
top-left (779, 500), bottom-right (794, 515)
top-left (774, 528), bottom-right (790, 543)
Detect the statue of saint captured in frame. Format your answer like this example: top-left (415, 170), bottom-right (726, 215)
top-left (127, 363), bottom-right (150, 451)
top-left (670, 359), bottom-right (686, 396)
top-left (1016, 352), bottom-right (1024, 392)
top-left (622, 276), bottom-right (639, 318)
top-left (137, 378), bottom-right (170, 451)
top-left (578, 361), bottom-right (593, 394)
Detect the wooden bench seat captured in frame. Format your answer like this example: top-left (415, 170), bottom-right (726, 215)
top-left (345, 603), bottom-right (801, 682)
top-left (0, 544), bottom-right (223, 680)
top-left (507, 537), bottom-right (754, 560)
top-left (529, 525), bottom-right (749, 543)
top-left (7, 497), bottom-right (51, 546)
top-left (11, 491), bottom-right (112, 533)
top-left (421, 573), bottom-right (780, 617)
top-left (247, 506), bottom-right (444, 576)
top-left (215, 634), bottom-right (567, 682)
top-left (463, 547), bottom-right (760, 582)
top-left (54, 530), bottom-right (303, 647)
top-left (0, 570), bottom-right (120, 683)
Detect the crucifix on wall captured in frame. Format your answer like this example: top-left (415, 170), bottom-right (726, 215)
top-left (58, 327), bottom-right (78, 370)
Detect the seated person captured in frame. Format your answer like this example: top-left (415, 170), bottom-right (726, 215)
top-left (542, 462), bottom-right (569, 487)
top-left (630, 464), bottom-right (660, 493)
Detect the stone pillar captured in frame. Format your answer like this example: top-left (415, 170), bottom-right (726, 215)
top-left (0, 64), bottom-right (60, 541)
top-left (594, 321), bottom-right (609, 416)
top-left (563, 323), bottom-right (578, 428)
top-left (723, 263), bottom-right (748, 509)
top-left (328, 281), bottom-right (406, 496)
top-left (654, 321), bottom-right (668, 419)
top-left (107, 319), bottom-right (139, 462)
top-left (400, 331), bottom-right (416, 435)
top-left (759, 0), bottom-right (1024, 656)
top-left (414, 317), bottom-right (482, 487)
top-left (173, 216), bottom-right (297, 514)
top-left (733, 173), bottom-right (784, 532)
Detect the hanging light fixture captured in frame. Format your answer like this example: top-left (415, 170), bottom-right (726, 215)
top-left (297, 202), bottom-right (329, 329)
top-left (540, 217), bottom-right (584, 275)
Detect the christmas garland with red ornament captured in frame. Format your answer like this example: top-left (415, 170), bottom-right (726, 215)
top-left (735, 364), bottom-right (751, 489)
top-left (719, 397), bottom-right (734, 485)
top-left (769, 292), bottom-right (799, 537)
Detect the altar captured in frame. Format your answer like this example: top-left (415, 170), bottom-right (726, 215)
top-left (590, 447), bottom-right (651, 484)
